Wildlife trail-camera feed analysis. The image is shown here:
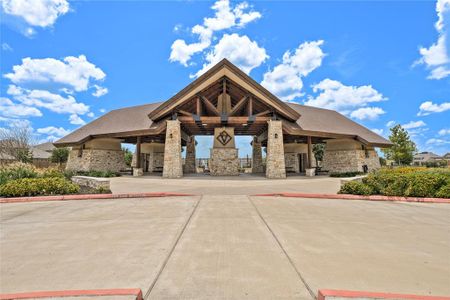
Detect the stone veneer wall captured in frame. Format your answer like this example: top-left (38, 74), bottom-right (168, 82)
top-left (210, 148), bottom-right (239, 176)
top-left (162, 120), bottom-right (183, 178)
top-left (66, 149), bottom-right (126, 172)
top-left (266, 120), bottom-right (286, 179)
top-left (251, 137), bottom-right (264, 173)
top-left (184, 136), bottom-right (196, 173)
top-left (284, 153), bottom-right (300, 173)
top-left (322, 139), bottom-right (381, 173)
top-left (66, 138), bottom-right (126, 172)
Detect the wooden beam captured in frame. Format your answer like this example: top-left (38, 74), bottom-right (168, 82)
top-left (178, 116), bottom-right (270, 124)
top-left (136, 136), bottom-right (141, 169)
top-left (256, 130), bottom-right (268, 143)
top-left (229, 96), bottom-right (248, 116)
top-left (254, 110), bottom-right (271, 117)
top-left (196, 97), bottom-right (201, 116)
top-left (248, 96), bottom-right (253, 116)
top-left (307, 136), bottom-right (312, 169)
top-left (178, 110), bottom-right (193, 117)
top-left (201, 96), bottom-right (220, 116)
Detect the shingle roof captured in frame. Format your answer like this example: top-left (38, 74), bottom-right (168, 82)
top-left (287, 103), bottom-right (392, 147)
top-left (54, 103), bottom-right (162, 145)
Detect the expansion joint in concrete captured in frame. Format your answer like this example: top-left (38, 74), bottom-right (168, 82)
top-left (247, 196), bottom-right (316, 300)
top-left (143, 196), bottom-right (202, 300)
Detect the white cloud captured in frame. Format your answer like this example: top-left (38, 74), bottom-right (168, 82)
top-left (2, 42), bottom-right (13, 51)
top-left (4, 55), bottom-right (106, 93)
top-left (2, 0), bottom-right (69, 27)
top-left (7, 85), bottom-right (90, 115)
top-left (414, 0), bottom-right (450, 79)
top-left (304, 79), bottom-right (387, 117)
top-left (350, 107), bottom-right (385, 120)
top-left (438, 128), bottom-right (450, 135)
top-left (37, 126), bottom-right (70, 137)
top-left (169, 0), bottom-right (261, 66)
top-left (92, 85), bottom-right (108, 97)
top-left (193, 33), bottom-right (268, 78)
top-left (69, 114), bottom-right (86, 125)
top-left (99, 108), bottom-right (106, 113)
top-left (402, 120), bottom-right (427, 129)
top-left (87, 112), bottom-right (95, 118)
top-left (426, 138), bottom-right (450, 145)
top-left (386, 120), bottom-right (396, 127)
top-left (261, 40), bottom-right (325, 101)
top-left (0, 97), bottom-right (42, 118)
top-left (417, 100), bottom-right (450, 116)
top-left (371, 128), bottom-right (384, 135)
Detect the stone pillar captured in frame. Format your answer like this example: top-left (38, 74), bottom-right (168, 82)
top-left (184, 136), bottom-right (196, 174)
top-left (209, 127), bottom-right (239, 176)
top-left (266, 120), bottom-right (286, 179)
top-left (133, 136), bottom-right (143, 176)
top-left (163, 120), bottom-right (183, 178)
top-left (251, 136), bottom-right (264, 173)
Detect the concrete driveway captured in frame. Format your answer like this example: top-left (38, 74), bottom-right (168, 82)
top-left (1, 195), bottom-right (449, 299)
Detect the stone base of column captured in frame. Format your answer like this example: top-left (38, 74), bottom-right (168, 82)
top-left (133, 168), bottom-right (143, 176)
top-left (210, 148), bottom-right (239, 176)
top-left (266, 120), bottom-right (286, 179)
top-left (305, 168), bottom-right (315, 177)
top-left (162, 120), bottom-right (183, 179)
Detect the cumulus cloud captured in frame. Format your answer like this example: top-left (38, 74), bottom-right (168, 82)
top-left (4, 55), bottom-right (107, 93)
top-left (371, 128), bottom-right (384, 135)
top-left (92, 85), bottom-right (108, 97)
top-left (7, 85), bottom-right (90, 115)
top-left (426, 138), bottom-right (450, 145)
top-left (1, 0), bottom-right (70, 36)
top-left (414, 0), bottom-right (450, 79)
top-left (193, 33), bottom-right (268, 77)
top-left (37, 126), bottom-right (70, 137)
top-left (438, 128), bottom-right (450, 135)
top-left (169, 0), bottom-right (261, 66)
top-left (417, 100), bottom-right (450, 115)
top-left (261, 40), bottom-right (325, 101)
top-left (386, 120), bottom-right (396, 127)
top-left (402, 120), bottom-right (427, 129)
top-left (69, 114), bottom-right (86, 125)
top-left (2, 42), bottom-right (13, 51)
top-left (0, 97), bottom-right (42, 118)
top-left (304, 79), bottom-right (387, 118)
top-left (350, 107), bottom-right (385, 120)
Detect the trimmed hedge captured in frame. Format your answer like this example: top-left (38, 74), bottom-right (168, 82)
top-left (339, 167), bottom-right (450, 198)
top-left (0, 177), bottom-right (79, 197)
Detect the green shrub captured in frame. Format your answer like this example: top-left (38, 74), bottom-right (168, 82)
top-left (0, 177), bottom-right (80, 197)
top-left (330, 171), bottom-right (365, 178)
top-left (404, 173), bottom-right (448, 198)
top-left (0, 162), bottom-right (38, 185)
top-left (339, 181), bottom-right (374, 195)
top-left (435, 183), bottom-right (450, 198)
top-left (38, 167), bottom-right (65, 178)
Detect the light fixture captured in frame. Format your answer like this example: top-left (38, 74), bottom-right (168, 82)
top-left (202, 123), bottom-right (208, 126)
top-left (242, 123), bottom-right (248, 126)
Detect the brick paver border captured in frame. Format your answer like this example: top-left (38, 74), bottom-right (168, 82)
top-left (0, 288), bottom-right (143, 300)
top-left (254, 193), bottom-right (450, 204)
top-left (318, 289), bottom-right (450, 300)
top-left (0, 192), bottom-right (194, 204)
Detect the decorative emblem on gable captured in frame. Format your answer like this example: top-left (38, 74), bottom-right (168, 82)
top-left (217, 130), bottom-right (232, 146)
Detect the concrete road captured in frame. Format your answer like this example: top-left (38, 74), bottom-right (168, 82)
top-left (1, 195), bottom-right (449, 299)
top-left (110, 174), bottom-right (342, 195)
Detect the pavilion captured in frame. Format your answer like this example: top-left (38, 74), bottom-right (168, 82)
top-left (54, 59), bottom-right (391, 178)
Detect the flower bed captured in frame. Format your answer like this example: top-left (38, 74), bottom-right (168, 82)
top-left (339, 167), bottom-right (450, 198)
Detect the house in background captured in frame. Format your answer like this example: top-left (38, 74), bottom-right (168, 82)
top-left (413, 152), bottom-right (443, 166)
top-left (0, 142), bottom-right (56, 167)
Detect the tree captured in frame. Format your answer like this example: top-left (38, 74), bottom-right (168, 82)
top-left (122, 148), bottom-right (133, 167)
top-left (312, 143), bottom-right (325, 167)
top-left (0, 126), bottom-right (34, 163)
top-left (51, 148), bottom-right (69, 166)
top-left (382, 124), bottom-right (417, 165)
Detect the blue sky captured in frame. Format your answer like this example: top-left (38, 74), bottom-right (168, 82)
top-left (1, 0), bottom-right (449, 158)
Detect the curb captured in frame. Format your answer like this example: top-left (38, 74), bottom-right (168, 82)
top-left (318, 289), bottom-right (450, 300)
top-left (0, 192), bottom-right (195, 204)
top-left (0, 288), bottom-right (143, 300)
top-left (253, 193), bottom-right (450, 204)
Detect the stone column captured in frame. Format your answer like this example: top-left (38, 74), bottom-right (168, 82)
top-left (266, 120), bottom-right (286, 179)
top-left (184, 136), bottom-right (196, 174)
top-left (133, 136), bottom-right (143, 176)
top-left (163, 120), bottom-right (183, 178)
top-left (251, 136), bottom-right (264, 173)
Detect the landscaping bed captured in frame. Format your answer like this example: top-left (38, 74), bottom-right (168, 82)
top-left (339, 167), bottom-right (450, 198)
top-left (0, 163), bottom-right (112, 198)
